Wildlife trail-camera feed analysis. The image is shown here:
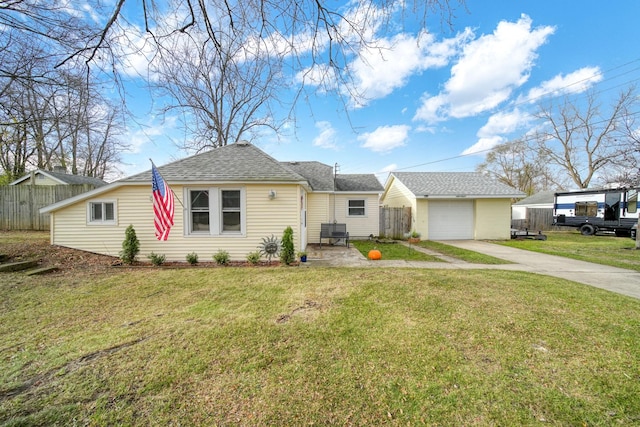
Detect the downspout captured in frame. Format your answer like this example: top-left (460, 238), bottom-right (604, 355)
top-left (333, 163), bottom-right (338, 223)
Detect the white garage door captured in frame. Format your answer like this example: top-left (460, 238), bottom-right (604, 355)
top-left (428, 200), bottom-right (474, 240)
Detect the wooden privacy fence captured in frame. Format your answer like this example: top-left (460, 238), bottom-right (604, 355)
top-left (379, 206), bottom-right (411, 239)
top-left (511, 208), bottom-right (554, 231)
top-left (0, 184), bottom-right (95, 231)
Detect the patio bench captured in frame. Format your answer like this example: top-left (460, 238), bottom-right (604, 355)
top-left (320, 223), bottom-right (350, 248)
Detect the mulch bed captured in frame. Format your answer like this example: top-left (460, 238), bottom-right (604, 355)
top-left (1, 236), bottom-right (283, 275)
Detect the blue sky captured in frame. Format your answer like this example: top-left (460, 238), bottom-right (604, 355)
top-left (116, 0), bottom-right (640, 183)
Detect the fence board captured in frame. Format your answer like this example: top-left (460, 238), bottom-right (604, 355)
top-left (379, 206), bottom-right (411, 239)
top-left (0, 184), bottom-right (95, 231)
top-left (511, 208), bottom-right (554, 231)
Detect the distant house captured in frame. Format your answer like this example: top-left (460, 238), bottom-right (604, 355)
top-left (10, 166), bottom-right (108, 187)
top-left (512, 190), bottom-right (555, 220)
top-left (40, 141), bottom-right (383, 261)
top-left (381, 172), bottom-right (525, 240)
top-left (511, 190), bottom-right (560, 231)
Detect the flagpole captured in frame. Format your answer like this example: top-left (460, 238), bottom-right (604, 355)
top-left (150, 159), bottom-right (184, 208)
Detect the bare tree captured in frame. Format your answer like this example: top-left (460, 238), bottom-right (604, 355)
top-left (0, 56), bottom-right (126, 181)
top-left (1, 0), bottom-right (465, 174)
top-left (0, 120), bottom-right (31, 183)
top-left (532, 87), bottom-right (639, 189)
top-left (476, 139), bottom-right (559, 196)
top-left (152, 23), bottom-right (286, 149)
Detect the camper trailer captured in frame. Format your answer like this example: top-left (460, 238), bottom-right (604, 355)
top-left (554, 188), bottom-right (640, 236)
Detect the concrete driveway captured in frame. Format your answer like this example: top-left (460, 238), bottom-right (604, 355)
top-left (443, 240), bottom-right (640, 300)
top-left (303, 241), bottom-right (640, 300)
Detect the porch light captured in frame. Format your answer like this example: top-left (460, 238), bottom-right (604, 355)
top-left (268, 190), bottom-right (277, 199)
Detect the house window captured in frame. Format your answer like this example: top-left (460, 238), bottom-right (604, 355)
top-left (190, 190), bottom-right (210, 232)
top-left (221, 190), bottom-right (241, 232)
top-left (348, 199), bottom-right (366, 216)
top-left (88, 201), bottom-right (116, 225)
top-left (186, 188), bottom-right (244, 235)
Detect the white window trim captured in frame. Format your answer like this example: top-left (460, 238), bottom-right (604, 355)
top-left (184, 187), bottom-right (246, 236)
top-left (87, 200), bottom-right (117, 225)
top-left (347, 198), bottom-right (367, 218)
top-left (186, 188), bottom-right (213, 235)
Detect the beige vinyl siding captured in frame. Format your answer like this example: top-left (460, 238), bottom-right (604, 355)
top-left (381, 177), bottom-right (414, 208)
top-left (306, 193), bottom-right (330, 244)
top-left (51, 183), bottom-right (303, 261)
top-left (18, 174), bottom-right (60, 186)
top-left (474, 198), bottom-right (512, 240)
top-left (415, 198), bottom-right (429, 238)
top-left (333, 194), bottom-right (380, 238)
top-left (52, 185), bottom-right (154, 258)
top-left (382, 177), bottom-right (418, 232)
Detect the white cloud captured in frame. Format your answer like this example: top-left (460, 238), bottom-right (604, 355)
top-left (348, 29), bottom-right (472, 107)
top-left (380, 163), bottom-right (397, 173)
top-left (124, 115), bottom-right (179, 154)
top-left (477, 109), bottom-right (531, 138)
top-left (414, 125), bottom-right (437, 134)
top-left (376, 163), bottom-right (398, 183)
top-left (462, 108), bottom-right (531, 156)
top-left (312, 121), bottom-right (338, 149)
top-left (461, 136), bottom-right (504, 156)
top-left (414, 14), bottom-right (555, 123)
top-left (358, 125), bottom-right (410, 152)
top-left (525, 66), bottom-right (603, 102)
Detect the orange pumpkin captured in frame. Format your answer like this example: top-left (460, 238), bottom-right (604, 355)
top-left (368, 249), bottom-right (382, 260)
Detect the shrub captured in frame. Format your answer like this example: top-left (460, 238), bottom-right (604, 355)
top-left (280, 226), bottom-right (295, 265)
top-left (119, 225), bottom-right (140, 265)
top-left (246, 251), bottom-right (261, 265)
top-left (186, 252), bottom-right (199, 265)
top-left (148, 252), bottom-right (166, 266)
top-left (213, 250), bottom-right (230, 265)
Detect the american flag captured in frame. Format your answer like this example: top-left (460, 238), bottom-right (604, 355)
top-left (151, 163), bottom-right (175, 240)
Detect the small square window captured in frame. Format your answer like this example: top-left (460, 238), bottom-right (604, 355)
top-left (348, 199), bottom-right (366, 216)
top-left (88, 201), bottom-right (116, 225)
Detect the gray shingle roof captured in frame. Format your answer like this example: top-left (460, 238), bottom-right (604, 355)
top-left (282, 161), bottom-right (334, 190)
top-left (391, 172), bottom-right (524, 197)
top-left (46, 170), bottom-right (108, 186)
top-left (119, 141), bottom-right (383, 193)
top-left (335, 174), bottom-right (384, 192)
top-left (122, 141), bottom-right (306, 183)
top-left (282, 161), bottom-right (383, 192)
top-left (11, 170), bottom-right (108, 186)
top-left (513, 190), bottom-right (556, 205)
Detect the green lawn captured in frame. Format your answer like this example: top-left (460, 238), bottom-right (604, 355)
top-left (496, 231), bottom-right (640, 271)
top-left (1, 264), bottom-right (640, 425)
top-left (351, 240), bottom-right (444, 261)
top-left (351, 240), bottom-right (509, 264)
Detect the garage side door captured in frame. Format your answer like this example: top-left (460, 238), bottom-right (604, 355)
top-left (428, 200), bottom-right (474, 240)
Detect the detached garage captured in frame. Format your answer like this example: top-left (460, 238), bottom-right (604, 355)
top-left (381, 172), bottom-right (525, 240)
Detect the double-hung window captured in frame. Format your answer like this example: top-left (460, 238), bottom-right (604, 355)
top-left (87, 200), bottom-right (116, 225)
top-left (347, 199), bottom-right (366, 217)
top-left (190, 190), bottom-right (210, 232)
top-left (187, 188), bottom-right (244, 235)
top-left (221, 190), bottom-right (241, 232)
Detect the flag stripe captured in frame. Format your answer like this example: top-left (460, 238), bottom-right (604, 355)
top-left (151, 164), bottom-right (175, 241)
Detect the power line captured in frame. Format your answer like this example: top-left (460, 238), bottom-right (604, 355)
top-left (329, 59), bottom-right (640, 176)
